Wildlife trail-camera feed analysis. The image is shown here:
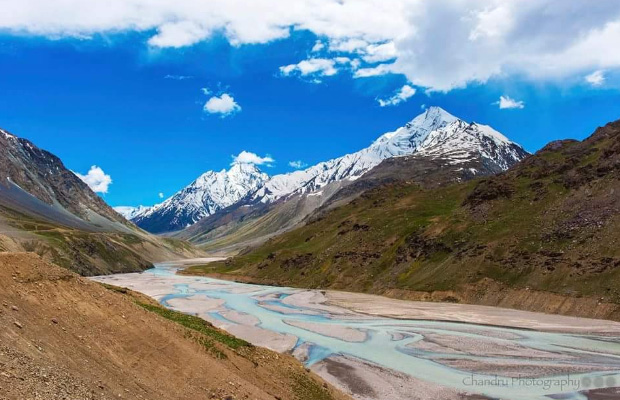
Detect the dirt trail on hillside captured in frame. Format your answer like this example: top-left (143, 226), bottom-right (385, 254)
top-left (0, 252), bottom-right (349, 400)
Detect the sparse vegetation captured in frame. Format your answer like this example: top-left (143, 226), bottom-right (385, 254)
top-left (100, 282), bottom-right (251, 359)
top-left (291, 371), bottom-right (335, 400)
top-left (134, 301), bottom-right (251, 350)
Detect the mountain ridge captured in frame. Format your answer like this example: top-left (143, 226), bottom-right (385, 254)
top-left (0, 126), bottom-right (203, 275)
top-left (0, 127), bottom-right (127, 229)
top-left (247, 107), bottom-right (527, 204)
top-left (131, 162), bottom-right (269, 233)
top-left (131, 107), bottom-right (528, 234)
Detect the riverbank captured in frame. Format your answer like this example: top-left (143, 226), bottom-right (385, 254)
top-left (181, 264), bottom-right (620, 322)
top-left (93, 261), bottom-right (620, 400)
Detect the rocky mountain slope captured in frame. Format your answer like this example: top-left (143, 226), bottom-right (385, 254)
top-left (183, 118), bottom-right (620, 321)
top-left (0, 252), bottom-right (348, 400)
top-left (0, 127), bottom-right (202, 275)
top-left (131, 162), bottom-right (269, 233)
top-left (0, 128), bottom-right (127, 230)
top-left (131, 107), bottom-right (528, 235)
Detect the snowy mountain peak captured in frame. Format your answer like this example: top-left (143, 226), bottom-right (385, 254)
top-left (229, 161), bottom-right (266, 178)
top-left (131, 108), bottom-right (529, 233)
top-left (248, 108), bottom-right (528, 204)
top-left (195, 163), bottom-right (261, 186)
top-left (409, 106), bottom-right (458, 128)
top-left (370, 107), bottom-right (459, 158)
top-left (129, 163), bottom-right (268, 233)
top-left (114, 205), bottom-right (151, 220)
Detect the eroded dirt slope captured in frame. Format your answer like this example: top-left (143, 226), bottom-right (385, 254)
top-left (0, 252), bottom-right (349, 400)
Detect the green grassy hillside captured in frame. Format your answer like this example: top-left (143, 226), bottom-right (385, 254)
top-left (184, 120), bottom-right (620, 318)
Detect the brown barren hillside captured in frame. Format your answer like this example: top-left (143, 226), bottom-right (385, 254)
top-left (0, 253), bottom-right (349, 400)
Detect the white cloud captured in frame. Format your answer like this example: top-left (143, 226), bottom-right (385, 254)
top-left (329, 38), bottom-right (369, 53)
top-left (74, 165), bottom-right (112, 194)
top-left (311, 40), bottom-right (325, 52)
top-left (468, 5), bottom-right (514, 41)
top-left (333, 57), bottom-right (351, 64)
top-left (158, 192), bottom-right (164, 198)
top-left (378, 84), bottom-right (416, 107)
top-left (353, 63), bottom-right (393, 78)
top-left (585, 70), bottom-right (606, 86)
top-left (280, 58), bottom-right (339, 77)
top-left (389, 2), bottom-right (620, 91)
top-left (232, 151), bottom-right (274, 166)
top-left (327, 38), bottom-right (396, 64)
top-left (3, 1), bottom-right (620, 91)
top-left (363, 42), bottom-right (397, 63)
top-left (496, 95), bottom-right (525, 109)
top-left (279, 57), bottom-right (359, 81)
top-left (203, 93), bottom-right (241, 116)
top-left (288, 160), bottom-right (308, 169)
top-left (148, 21), bottom-right (210, 48)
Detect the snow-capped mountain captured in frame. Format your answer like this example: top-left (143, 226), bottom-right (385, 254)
top-left (131, 162), bottom-right (268, 233)
top-left (249, 107), bottom-right (528, 203)
top-left (114, 205), bottom-right (151, 220)
top-left (130, 107), bottom-right (528, 234)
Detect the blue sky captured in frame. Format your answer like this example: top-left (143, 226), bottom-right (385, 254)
top-left (1, 1), bottom-right (620, 207)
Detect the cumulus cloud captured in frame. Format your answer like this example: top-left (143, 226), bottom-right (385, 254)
top-left (74, 165), bottom-right (112, 194)
top-left (203, 93), bottom-right (241, 116)
top-left (3, 1), bottom-right (620, 91)
top-left (158, 192), bottom-right (164, 198)
top-left (362, 42), bottom-right (397, 63)
top-left (585, 70), bottom-right (606, 86)
top-left (329, 39), bottom-right (396, 63)
top-left (288, 160), bottom-right (308, 169)
top-left (148, 21), bottom-right (210, 48)
top-left (378, 84), bottom-right (416, 107)
top-left (496, 95), bottom-right (525, 109)
top-left (231, 151), bottom-right (274, 166)
top-left (388, 2), bottom-right (620, 91)
top-left (353, 63), bottom-right (393, 78)
top-left (280, 58), bottom-right (339, 77)
top-left (279, 57), bottom-right (359, 81)
top-left (311, 40), bottom-right (325, 52)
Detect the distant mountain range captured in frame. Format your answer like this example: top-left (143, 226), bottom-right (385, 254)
top-left (124, 163), bottom-right (268, 233)
top-left (126, 107), bottom-right (528, 234)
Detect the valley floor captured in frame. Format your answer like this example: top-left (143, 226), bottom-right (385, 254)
top-left (94, 261), bottom-right (620, 400)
